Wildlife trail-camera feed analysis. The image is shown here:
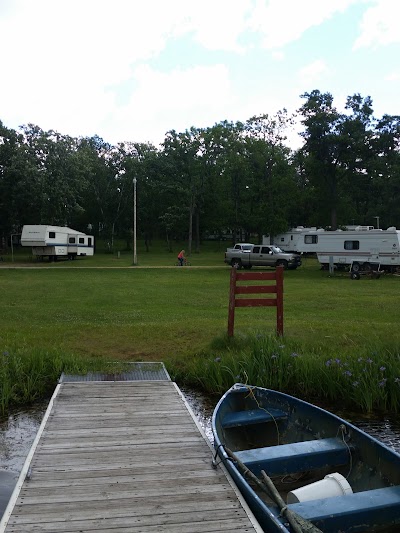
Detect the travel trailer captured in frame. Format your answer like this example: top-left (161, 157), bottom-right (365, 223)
top-left (312, 227), bottom-right (400, 272)
top-left (264, 225), bottom-right (375, 254)
top-left (263, 227), bottom-right (317, 252)
top-left (21, 225), bottom-right (94, 261)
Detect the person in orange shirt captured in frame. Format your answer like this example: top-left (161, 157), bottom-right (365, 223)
top-left (177, 249), bottom-right (185, 266)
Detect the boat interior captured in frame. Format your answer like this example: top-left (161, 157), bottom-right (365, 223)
top-left (216, 387), bottom-right (400, 532)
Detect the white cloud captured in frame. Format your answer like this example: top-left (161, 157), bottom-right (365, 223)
top-left (298, 60), bottom-right (331, 85)
top-left (271, 50), bottom-right (285, 61)
top-left (0, 0), bottom-right (209, 136)
top-left (248, 0), bottom-right (357, 49)
top-left (107, 64), bottom-right (235, 144)
top-left (354, 0), bottom-right (400, 49)
top-left (177, 0), bottom-right (253, 53)
top-left (1, 0), bottom-right (398, 148)
top-left (385, 71), bottom-right (400, 81)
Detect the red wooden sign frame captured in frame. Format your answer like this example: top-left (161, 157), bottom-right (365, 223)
top-left (228, 267), bottom-right (284, 337)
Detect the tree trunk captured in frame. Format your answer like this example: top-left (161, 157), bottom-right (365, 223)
top-left (188, 195), bottom-right (194, 254)
top-left (195, 209), bottom-right (200, 253)
top-left (188, 209), bottom-right (193, 255)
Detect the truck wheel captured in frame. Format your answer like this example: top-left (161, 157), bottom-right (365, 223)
top-left (276, 260), bottom-right (288, 270)
top-left (350, 272), bottom-right (361, 280)
top-left (231, 259), bottom-right (242, 269)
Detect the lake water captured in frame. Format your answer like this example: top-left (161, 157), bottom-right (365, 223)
top-left (1, 389), bottom-right (400, 518)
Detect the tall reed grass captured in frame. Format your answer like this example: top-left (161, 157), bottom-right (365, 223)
top-left (169, 334), bottom-right (400, 413)
top-left (0, 346), bottom-right (132, 416)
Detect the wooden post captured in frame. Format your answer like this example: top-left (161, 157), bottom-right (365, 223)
top-left (276, 265), bottom-right (284, 336)
top-left (228, 268), bottom-right (237, 337)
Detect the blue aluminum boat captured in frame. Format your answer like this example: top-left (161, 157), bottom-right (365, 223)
top-left (212, 384), bottom-right (400, 532)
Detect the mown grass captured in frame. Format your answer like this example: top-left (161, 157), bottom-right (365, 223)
top-left (1, 245), bottom-right (400, 414)
top-left (2, 238), bottom-right (229, 267)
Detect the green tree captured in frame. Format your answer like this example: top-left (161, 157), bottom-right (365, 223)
top-left (243, 112), bottom-right (297, 241)
top-left (298, 91), bottom-right (346, 229)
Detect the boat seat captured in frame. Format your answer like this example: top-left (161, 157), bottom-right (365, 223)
top-left (221, 408), bottom-right (287, 429)
top-left (234, 437), bottom-right (351, 476)
top-left (289, 485), bottom-right (400, 532)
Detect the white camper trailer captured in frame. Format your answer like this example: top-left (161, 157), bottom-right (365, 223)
top-left (263, 227), bottom-right (318, 252)
top-left (21, 225), bottom-right (94, 261)
top-left (312, 227), bottom-right (400, 272)
top-left (264, 225), bottom-right (376, 254)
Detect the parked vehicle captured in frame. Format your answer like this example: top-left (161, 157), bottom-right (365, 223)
top-left (263, 225), bottom-right (375, 254)
top-left (21, 225), bottom-right (94, 261)
top-left (313, 227), bottom-right (400, 272)
top-left (224, 243), bottom-right (301, 270)
top-left (263, 227), bottom-right (318, 252)
top-left (213, 383), bottom-right (400, 533)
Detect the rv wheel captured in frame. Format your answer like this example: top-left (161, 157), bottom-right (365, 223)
top-left (351, 262), bottom-right (361, 272)
top-left (350, 272), bottom-right (361, 280)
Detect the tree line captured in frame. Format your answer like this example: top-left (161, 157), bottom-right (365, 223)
top-left (1, 90), bottom-right (399, 253)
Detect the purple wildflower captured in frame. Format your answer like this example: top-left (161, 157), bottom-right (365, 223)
top-left (378, 378), bottom-right (387, 388)
top-left (380, 366), bottom-right (386, 372)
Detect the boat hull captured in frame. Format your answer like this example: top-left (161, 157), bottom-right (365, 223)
top-left (212, 384), bottom-right (400, 532)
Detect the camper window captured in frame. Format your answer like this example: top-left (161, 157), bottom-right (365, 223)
top-left (69, 237), bottom-right (76, 244)
top-left (49, 232), bottom-right (55, 239)
top-left (305, 235), bottom-right (318, 244)
top-left (79, 237), bottom-right (84, 244)
top-left (344, 240), bottom-right (360, 250)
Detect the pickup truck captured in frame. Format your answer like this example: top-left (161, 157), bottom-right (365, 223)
top-left (224, 243), bottom-right (302, 270)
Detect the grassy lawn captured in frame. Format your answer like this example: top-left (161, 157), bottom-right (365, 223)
top-left (1, 251), bottom-right (399, 359)
top-left (1, 246), bottom-right (399, 413)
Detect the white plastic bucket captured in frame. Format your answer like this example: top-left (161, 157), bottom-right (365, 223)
top-left (287, 472), bottom-right (353, 504)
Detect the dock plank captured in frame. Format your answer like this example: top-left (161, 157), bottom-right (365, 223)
top-left (1, 381), bottom-right (261, 532)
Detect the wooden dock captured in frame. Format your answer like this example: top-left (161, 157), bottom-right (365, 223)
top-left (0, 377), bottom-right (262, 532)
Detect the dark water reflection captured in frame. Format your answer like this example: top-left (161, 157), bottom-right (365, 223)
top-left (0, 404), bottom-right (47, 517)
top-left (1, 390), bottom-right (400, 518)
top-left (181, 387), bottom-right (400, 454)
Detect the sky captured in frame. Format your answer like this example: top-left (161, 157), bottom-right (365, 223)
top-left (1, 0), bottom-right (400, 149)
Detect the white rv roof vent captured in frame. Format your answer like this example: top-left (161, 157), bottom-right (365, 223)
top-left (387, 226), bottom-right (397, 231)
